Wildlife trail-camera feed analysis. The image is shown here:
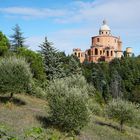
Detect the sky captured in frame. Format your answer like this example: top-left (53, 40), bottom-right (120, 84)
top-left (0, 0), bottom-right (140, 55)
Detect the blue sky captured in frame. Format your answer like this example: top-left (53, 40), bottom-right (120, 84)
top-left (0, 0), bottom-right (140, 55)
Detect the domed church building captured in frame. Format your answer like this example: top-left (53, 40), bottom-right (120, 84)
top-left (73, 20), bottom-right (124, 63)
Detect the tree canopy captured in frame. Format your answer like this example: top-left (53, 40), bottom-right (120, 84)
top-left (0, 31), bottom-right (9, 56)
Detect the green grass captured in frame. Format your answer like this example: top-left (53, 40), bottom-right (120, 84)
top-left (0, 94), bottom-right (140, 140)
top-left (80, 116), bottom-right (140, 140)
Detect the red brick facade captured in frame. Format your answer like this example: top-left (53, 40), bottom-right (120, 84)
top-left (73, 20), bottom-right (123, 63)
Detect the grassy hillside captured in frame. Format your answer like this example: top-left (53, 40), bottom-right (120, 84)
top-left (0, 94), bottom-right (140, 140)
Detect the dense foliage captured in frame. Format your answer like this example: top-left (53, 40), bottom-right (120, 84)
top-left (16, 47), bottom-right (46, 81)
top-left (0, 31), bottom-right (9, 56)
top-left (106, 99), bottom-right (138, 131)
top-left (47, 75), bottom-right (90, 132)
top-left (82, 57), bottom-right (140, 103)
top-left (40, 37), bottom-right (65, 80)
top-left (0, 56), bottom-right (33, 98)
top-left (40, 37), bottom-right (82, 80)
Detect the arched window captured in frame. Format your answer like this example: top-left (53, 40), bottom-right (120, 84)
top-left (111, 51), bottom-right (113, 56)
top-left (78, 53), bottom-right (80, 57)
top-left (75, 52), bottom-right (77, 56)
top-left (95, 48), bottom-right (98, 55)
top-left (107, 51), bottom-right (109, 56)
top-left (88, 50), bottom-right (90, 55)
top-left (97, 38), bottom-right (100, 42)
top-left (100, 50), bottom-right (102, 55)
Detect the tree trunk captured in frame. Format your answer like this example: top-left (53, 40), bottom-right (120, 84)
top-left (10, 93), bottom-right (13, 100)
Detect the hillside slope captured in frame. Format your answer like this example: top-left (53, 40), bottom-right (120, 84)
top-left (0, 94), bottom-right (140, 140)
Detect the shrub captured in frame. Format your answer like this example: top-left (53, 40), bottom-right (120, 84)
top-left (27, 81), bottom-right (47, 99)
top-left (106, 99), bottom-right (137, 131)
top-left (47, 75), bottom-right (90, 132)
top-left (0, 56), bottom-right (33, 98)
top-left (24, 127), bottom-right (46, 140)
top-left (0, 124), bottom-right (18, 140)
top-left (88, 99), bottom-right (103, 116)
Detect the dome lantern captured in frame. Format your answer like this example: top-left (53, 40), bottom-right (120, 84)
top-left (99, 19), bottom-right (111, 35)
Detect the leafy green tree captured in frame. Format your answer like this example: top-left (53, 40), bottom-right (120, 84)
top-left (40, 37), bottom-right (64, 80)
top-left (0, 56), bottom-right (33, 99)
top-left (16, 47), bottom-right (46, 81)
top-left (47, 75), bottom-right (90, 132)
top-left (10, 24), bottom-right (25, 51)
top-left (106, 99), bottom-right (137, 131)
top-left (0, 31), bottom-right (9, 56)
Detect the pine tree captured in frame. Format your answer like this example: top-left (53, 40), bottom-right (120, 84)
top-left (10, 24), bottom-right (25, 50)
top-left (67, 55), bottom-right (82, 76)
top-left (40, 37), bottom-right (64, 80)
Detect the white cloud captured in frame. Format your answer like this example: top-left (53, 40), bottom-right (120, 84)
top-left (0, 7), bottom-right (67, 19)
top-left (1, 0), bottom-right (140, 25)
top-left (55, 0), bottom-right (140, 25)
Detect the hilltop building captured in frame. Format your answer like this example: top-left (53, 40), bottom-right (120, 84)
top-left (73, 20), bottom-right (132, 63)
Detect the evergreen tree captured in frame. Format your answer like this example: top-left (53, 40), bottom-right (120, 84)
top-left (10, 24), bottom-right (25, 50)
top-left (91, 64), bottom-right (109, 102)
top-left (110, 70), bottom-right (123, 98)
top-left (66, 55), bottom-right (82, 76)
top-left (40, 37), bottom-right (64, 80)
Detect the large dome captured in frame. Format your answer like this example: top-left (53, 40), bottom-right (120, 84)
top-left (100, 20), bottom-right (111, 31)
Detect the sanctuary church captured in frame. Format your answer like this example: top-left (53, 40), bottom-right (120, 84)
top-left (73, 20), bottom-right (132, 63)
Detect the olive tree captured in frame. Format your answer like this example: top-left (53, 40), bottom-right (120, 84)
top-left (106, 99), bottom-right (137, 131)
top-left (0, 56), bottom-right (33, 99)
top-left (47, 75), bottom-right (90, 132)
